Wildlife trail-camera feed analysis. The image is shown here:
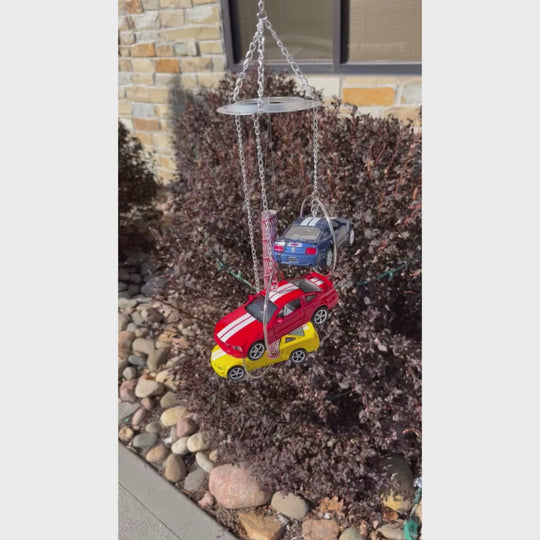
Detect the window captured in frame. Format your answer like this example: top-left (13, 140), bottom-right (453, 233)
top-left (304, 294), bottom-right (317, 303)
top-left (222, 0), bottom-right (421, 75)
top-left (278, 299), bottom-right (302, 318)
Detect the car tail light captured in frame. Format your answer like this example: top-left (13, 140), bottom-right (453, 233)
top-left (305, 247), bottom-right (317, 255)
top-left (274, 244), bottom-right (284, 252)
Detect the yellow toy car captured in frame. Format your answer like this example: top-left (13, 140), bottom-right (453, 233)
top-left (210, 322), bottom-right (320, 381)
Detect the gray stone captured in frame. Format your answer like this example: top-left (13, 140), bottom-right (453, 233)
top-left (160, 391), bottom-right (176, 408)
top-left (183, 467), bottom-right (208, 492)
top-left (118, 313), bottom-right (129, 331)
top-left (377, 522), bottom-right (405, 540)
top-left (187, 432), bottom-right (210, 453)
top-left (131, 103), bottom-right (154, 118)
top-left (127, 284), bottom-right (140, 296)
top-left (135, 327), bottom-right (149, 338)
top-left (118, 281), bottom-right (128, 291)
top-left (171, 436), bottom-right (190, 456)
top-left (271, 491), bottom-right (309, 520)
top-left (128, 355), bottom-right (146, 367)
top-left (119, 268), bottom-right (131, 281)
top-left (133, 10), bottom-right (160, 30)
top-left (381, 456), bottom-right (415, 513)
top-left (130, 311), bottom-right (144, 326)
top-left (174, 43), bottom-right (189, 56)
top-left (141, 306), bottom-right (163, 323)
top-left (132, 432), bottom-right (158, 448)
top-left (118, 402), bottom-right (140, 424)
top-left (147, 347), bottom-right (169, 372)
top-left (164, 454), bottom-right (187, 483)
top-left (118, 298), bottom-right (138, 310)
top-left (132, 338), bottom-right (155, 356)
top-left (141, 276), bottom-right (167, 296)
top-left (118, 359), bottom-right (129, 378)
top-left (145, 421), bottom-right (162, 434)
top-left (118, 291), bottom-right (131, 299)
top-left (126, 322), bottom-right (138, 332)
top-left (195, 452), bottom-right (214, 473)
top-left (122, 366), bottom-right (137, 380)
top-left (129, 273), bottom-right (142, 283)
top-left (135, 378), bottom-right (163, 398)
top-left (339, 527), bottom-right (368, 540)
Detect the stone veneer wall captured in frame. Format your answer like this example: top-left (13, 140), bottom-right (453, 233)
top-left (118, 0), bottom-right (421, 184)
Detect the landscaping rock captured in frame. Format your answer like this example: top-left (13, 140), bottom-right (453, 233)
top-left (119, 268), bottom-right (131, 281)
top-left (147, 347), bottom-right (169, 372)
top-left (141, 306), bottom-right (163, 323)
top-left (146, 444), bottom-right (169, 464)
top-left (183, 467), bottom-right (208, 492)
top-left (132, 432), bottom-right (158, 449)
top-left (118, 359), bottom-right (129, 378)
top-left (118, 426), bottom-right (134, 443)
top-left (129, 273), bottom-right (142, 283)
top-left (238, 511), bottom-right (284, 540)
top-left (171, 436), bottom-right (190, 456)
top-left (187, 432), bottom-right (209, 453)
top-left (131, 408), bottom-right (146, 427)
top-left (135, 378), bottom-right (163, 398)
top-left (128, 355), bottom-right (146, 367)
top-left (208, 449), bottom-right (218, 463)
top-left (132, 337), bottom-right (155, 356)
top-left (155, 369), bottom-right (177, 390)
top-left (302, 519), bottom-right (340, 540)
top-left (118, 281), bottom-right (128, 291)
top-left (271, 491), bottom-right (309, 520)
top-left (127, 284), bottom-right (140, 296)
top-left (141, 276), bottom-right (167, 296)
top-left (122, 366), bottom-right (137, 380)
top-left (380, 456), bottom-right (415, 513)
top-left (161, 406), bottom-right (188, 427)
top-left (377, 522), bottom-right (405, 540)
top-left (118, 402), bottom-right (140, 424)
top-left (195, 452), bottom-right (214, 473)
top-left (119, 298), bottom-right (138, 310)
top-left (131, 311), bottom-right (145, 326)
top-left (164, 454), bottom-right (186, 483)
top-left (176, 417), bottom-right (197, 438)
top-left (118, 331), bottom-right (135, 358)
top-left (159, 391), bottom-right (176, 408)
top-left (140, 397), bottom-right (154, 411)
top-left (198, 491), bottom-right (214, 509)
top-left (209, 465), bottom-right (271, 509)
top-left (126, 322), bottom-right (138, 332)
top-left (118, 313), bottom-right (129, 331)
top-left (145, 421), bottom-right (162, 434)
top-left (339, 527), bottom-right (368, 540)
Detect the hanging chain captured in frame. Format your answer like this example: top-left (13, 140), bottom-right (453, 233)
top-left (234, 115), bottom-right (261, 292)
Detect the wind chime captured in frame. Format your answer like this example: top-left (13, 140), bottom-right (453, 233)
top-left (210, 0), bottom-right (352, 381)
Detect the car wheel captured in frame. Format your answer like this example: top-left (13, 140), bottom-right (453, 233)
top-left (312, 306), bottom-right (329, 327)
top-left (324, 249), bottom-right (333, 270)
top-left (248, 341), bottom-right (266, 360)
top-left (348, 227), bottom-right (354, 246)
top-left (227, 365), bottom-right (246, 381)
top-left (290, 348), bottom-right (307, 364)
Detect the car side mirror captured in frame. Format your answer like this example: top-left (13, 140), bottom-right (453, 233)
top-left (248, 294), bottom-right (254, 300)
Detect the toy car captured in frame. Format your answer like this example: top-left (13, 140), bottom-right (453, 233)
top-left (273, 216), bottom-right (354, 270)
top-left (211, 322), bottom-right (320, 380)
top-left (214, 271), bottom-right (338, 360)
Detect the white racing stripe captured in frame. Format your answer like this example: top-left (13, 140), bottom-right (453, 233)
top-left (217, 312), bottom-right (252, 339)
top-left (300, 217), bottom-right (312, 226)
top-left (220, 315), bottom-right (257, 342)
top-left (211, 348), bottom-right (227, 360)
top-left (269, 283), bottom-right (298, 302)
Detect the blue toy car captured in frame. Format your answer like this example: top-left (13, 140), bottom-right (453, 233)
top-left (273, 216), bottom-right (354, 270)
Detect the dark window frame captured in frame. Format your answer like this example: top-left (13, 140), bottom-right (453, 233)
top-left (221, 0), bottom-right (421, 76)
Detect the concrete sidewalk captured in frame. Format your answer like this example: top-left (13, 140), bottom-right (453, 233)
top-left (119, 443), bottom-right (238, 540)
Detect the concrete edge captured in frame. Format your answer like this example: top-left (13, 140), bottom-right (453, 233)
top-left (119, 443), bottom-right (238, 540)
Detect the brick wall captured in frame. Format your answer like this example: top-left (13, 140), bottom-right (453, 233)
top-left (118, 0), bottom-right (421, 184)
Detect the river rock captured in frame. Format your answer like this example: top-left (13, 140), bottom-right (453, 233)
top-left (132, 338), bottom-right (155, 356)
top-left (130, 311), bottom-right (144, 326)
top-left (146, 444), bottom-right (169, 464)
top-left (302, 519), bottom-right (340, 540)
top-left (135, 378), bottom-right (163, 398)
top-left (195, 452), bottom-right (214, 473)
top-left (118, 313), bottom-right (129, 331)
top-left (155, 369), bottom-right (177, 390)
top-left (129, 273), bottom-right (142, 284)
top-left (171, 436), bottom-right (190, 455)
top-left (122, 366), bottom-right (137, 380)
top-left (118, 359), bottom-right (129, 378)
top-left (119, 297), bottom-right (138, 310)
top-left (141, 306), bottom-right (163, 323)
top-left (118, 401), bottom-right (140, 424)
top-left (238, 511), bottom-right (284, 540)
top-left (145, 421), bottom-right (162, 434)
top-left (118, 426), bottom-right (134, 443)
top-left (119, 268), bottom-right (131, 281)
top-left (128, 355), bottom-right (146, 367)
top-left (187, 432), bottom-right (209, 453)
top-left (208, 449), bottom-right (218, 463)
top-left (183, 467), bottom-right (208, 491)
top-left (147, 347), bottom-right (169, 372)
top-left (198, 491), bottom-right (215, 509)
top-left (380, 456), bottom-right (415, 513)
top-left (140, 397), bottom-right (154, 411)
top-left (131, 408), bottom-right (146, 426)
top-left (377, 522), bottom-right (405, 540)
top-left (119, 386), bottom-right (137, 403)
top-left (209, 465), bottom-right (271, 509)
top-left (271, 491), bottom-right (309, 520)
top-left (176, 417), bottom-right (198, 438)
top-left (118, 331), bottom-right (135, 359)
top-left (159, 391), bottom-right (176, 408)
top-left (141, 276), bottom-right (167, 296)
top-left (132, 432), bottom-right (158, 448)
top-left (339, 527), bottom-right (368, 540)
top-left (164, 454), bottom-right (186, 483)
top-left (161, 406), bottom-right (188, 426)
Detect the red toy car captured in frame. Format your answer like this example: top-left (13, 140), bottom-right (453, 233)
top-left (214, 272), bottom-right (338, 360)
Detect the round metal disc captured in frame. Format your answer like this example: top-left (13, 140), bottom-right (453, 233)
top-left (217, 96), bottom-right (321, 115)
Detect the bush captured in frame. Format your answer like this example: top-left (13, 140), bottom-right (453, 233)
top-left (118, 121), bottom-right (161, 261)
top-left (154, 70), bottom-right (421, 520)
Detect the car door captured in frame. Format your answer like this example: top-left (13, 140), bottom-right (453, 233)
top-left (269, 298), bottom-right (304, 341)
top-left (301, 292), bottom-right (320, 320)
top-left (332, 219), bottom-right (346, 247)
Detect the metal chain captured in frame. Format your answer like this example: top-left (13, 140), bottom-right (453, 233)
top-left (235, 114), bottom-right (261, 292)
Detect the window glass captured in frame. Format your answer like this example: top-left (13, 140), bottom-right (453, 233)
top-left (284, 226), bottom-right (320, 241)
top-left (289, 278), bottom-right (320, 293)
top-left (279, 299), bottom-right (301, 318)
top-left (229, 0), bottom-right (333, 63)
top-left (288, 327), bottom-right (305, 337)
top-left (346, 0), bottom-right (421, 62)
top-left (246, 295), bottom-right (278, 322)
top-left (304, 294), bottom-right (317, 303)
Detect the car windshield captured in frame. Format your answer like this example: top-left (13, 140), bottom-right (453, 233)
top-left (284, 226), bottom-right (320, 241)
top-left (289, 278), bottom-right (321, 293)
top-left (245, 295), bottom-right (278, 322)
